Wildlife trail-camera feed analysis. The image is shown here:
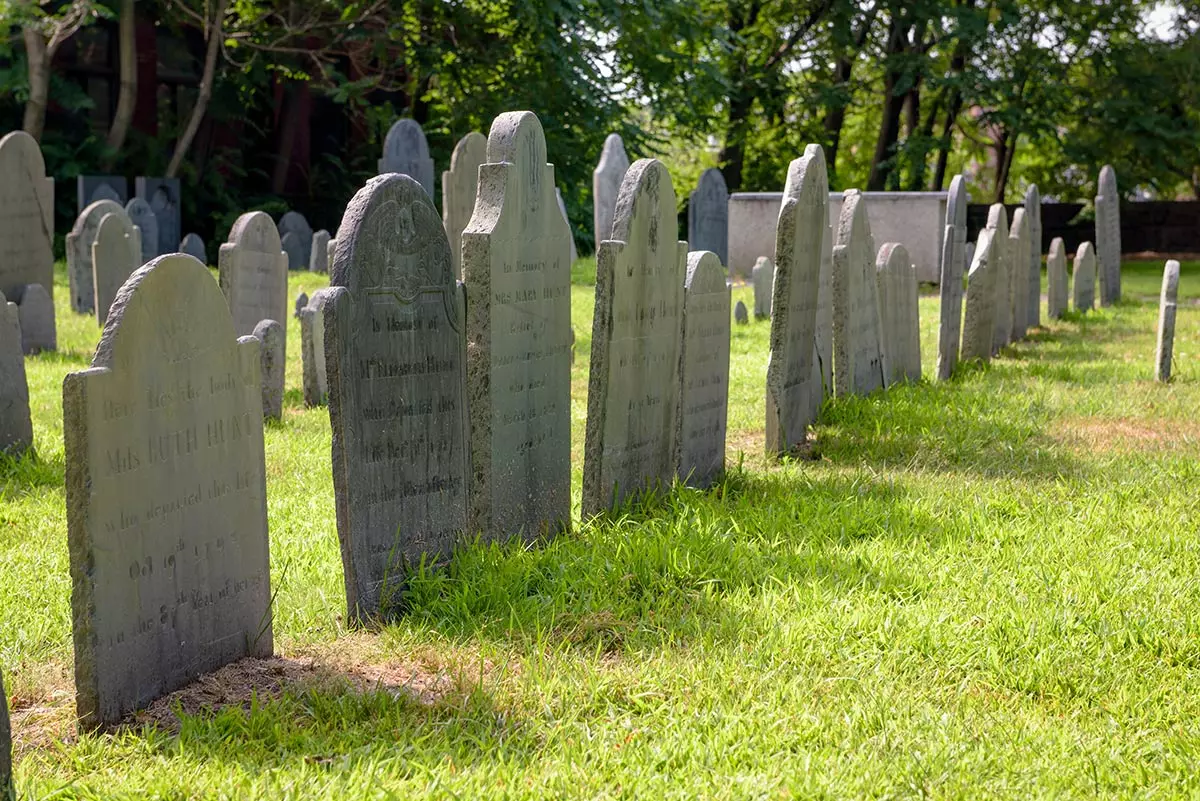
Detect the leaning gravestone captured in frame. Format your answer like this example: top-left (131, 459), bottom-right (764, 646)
top-left (17, 283), bottom-right (55, 354)
top-left (1009, 208), bottom-right (1029, 342)
top-left (277, 212), bottom-right (313, 269)
top-left (0, 132), bottom-right (56, 347)
top-left (593, 133), bottom-right (630, 247)
top-left (0, 668), bottom-right (9, 797)
top-left (752, 256), bottom-right (774, 318)
top-left (985, 204), bottom-right (1011, 354)
top-left (735, 300), bottom-right (749, 325)
top-left (92, 211), bottom-right (143, 326)
top-left (765, 145), bottom-right (828, 455)
top-left (63, 253), bottom-right (272, 729)
top-left (135, 177), bottom-right (181, 258)
top-left (1024, 185), bottom-right (1042, 328)
top-left (936, 175), bottom-right (968, 380)
top-left (1073, 241), bottom-right (1097, 312)
top-left (1096, 165), bottom-right (1122, 306)
top-left (583, 159), bottom-right (686, 517)
top-left (281, 232), bottom-right (304, 271)
top-left (0, 292), bottom-right (33, 455)
top-left (688, 168), bottom-right (729, 265)
top-left (300, 289), bottom-right (333, 407)
top-left (219, 211), bottom-right (289, 338)
top-left (442, 131), bottom-right (488, 278)
top-left (1046, 238), bottom-right (1069, 319)
top-left (679, 251), bottom-right (730, 488)
top-left (67, 199), bottom-right (126, 314)
top-left (1155, 259), bottom-right (1180, 382)
top-left (875, 243), bottom-right (921, 384)
top-left (961, 229), bottom-right (996, 362)
top-left (378, 118), bottom-right (436, 197)
top-left (253, 319), bottom-right (284, 421)
top-left (179, 233), bottom-right (206, 264)
top-left (77, 175), bottom-right (127, 214)
top-left (556, 189), bottom-right (578, 265)
top-left (124, 197), bottom-right (158, 264)
top-left (832, 189), bottom-right (886, 397)
top-left (463, 111), bottom-right (572, 541)
top-left (310, 229), bottom-right (330, 273)
top-left (325, 174), bottom-right (466, 622)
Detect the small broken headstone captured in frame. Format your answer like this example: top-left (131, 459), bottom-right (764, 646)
top-left (1155, 259), bottom-right (1180, 382)
top-left (735, 300), bottom-right (749, 324)
top-left (985, 204), bottom-right (1010, 354)
top-left (1073, 241), bottom-right (1096, 312)
top-left (442, 131), bottom-right (488, 277)
top-left (752, 256), bottom-right (774, 319)
top-left (179, 233), bottom-right (206, 264)
top-left (961, 229), bottom-right (996, 362)
top-left (92, 211), bottom-right (143, 326)
top-left (593, 133), bottom-right (630, 247)
top-left (67, 199), bottom-right (126, 314)
top-left (875, 242), bottom-right (921, 384)
top-left (1046, 238), bottom-right (1069, 320)
top-left (679, 250), bottom-right (730, 488)
top-left (310, 229), bottom-right (330, 273)
top-left (124, 197), bottom-right (159, 264)
top-left (831, 189), bottom-right (885, 397)
top-left (688, 168), bottom-right (729, 265)
top-left (0, 291), bottom-right (33, 456)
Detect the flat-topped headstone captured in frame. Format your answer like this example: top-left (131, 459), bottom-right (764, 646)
top-left (378, 118), bottom-right (436, 197)
top-left (135, 177), bottom-right (181, 258)
top-left (583, 159), bottom-right (686, 517)
top-left (765, 145), bottom-right (828, 454)
top-left (300, 289), bottom-right (333, 407)
top-left (752, 256), bottom-right (774, 318)
top-left (1155, 259), bottom-right (1180, 382)
top-left (124, 197), bottom-right (158, 263)
top-left (0, 132), bottom-right (56, 314)
top-left (77, 175), bottom-right (127, 214)
top-left (179, 233), bottom-right (206, 264)
top-left (961, 229), bottom-right (996, 361)
top-left (281, 232), bottom-right (304, 271)
top-left (1024, 185), bottom-right (1042, 328)
top-left (253, 319), bottom-right (284, 421)
top-left (1008, 208), bottom-right (1029, 342)
top-left (63, 254), bottom-right (272, 729)
top-left (593, 133), bottom-right (630, 246)
top-left (734, 300), bottom-right (749, 324)
top-left (325, 174), bottom-right (466, 622)
top-left (688, 168), bottom-right (729, 264)
top-left (310, 229), bottom-right (330, 273)
top-left (556, 188), bottom-right (578, 264)
top-left (442, 132), bottom-right (488, 278)
top-left (277, 211), bottom-right (312, 268)
top-left (679, 251), bottom-right (730, 488)
top-left (294, 291), bottom-right (308, 319)
top-left (92, 211), bottom-right (143, 326)
top-left (936, 175), bottom-right (968, 380)
top-left (832, 189), bottom-right (885, 397)
top-left (1096, 165), bottom-right (1121, 306)
top-left (0, 291), bottom-right (33, 456)
top-left (875, 242), bottom-right (920, 384)
top-left (1046, 237), bottom-right (1069, 319)
top-left (67, 199), bottom-right (126, 314)
top-left (985, 204), bottom-right (1011, 353)
top-left (16, 283), bottom-right (55, 354)
top-left (0, 668), bottom-right (10, 797)
top-left (463, 111), bottom-right (572, 541)
top-left (1073, 241), bottom-right (1096, 312)
top-left (219, 211), bottom-right (289, 338)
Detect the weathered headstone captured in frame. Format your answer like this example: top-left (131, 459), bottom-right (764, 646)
top-left (219, 211), bottom-right (289, 338)
top-left (965, 241), bottom-right (975, 277)
top-left (179, 233), bottom-right (206, 264)
top-left (961, 229), bottom-right (996, 362)
top-left (16, 283), bottom-right (55, 354)
top-left (688, 168), bottom-right (729, 265)
top-left (1073, 241), bottom-right (1097, 312)
top-left (124, 197), bottom-right (158, 264)
top-left (752, 256), bottom-right (774, 319)
top-left (985, 204), bottom-right (1011, 353)
top-left (281, 232), bottom-right (304, 271)
top-left (1046, 238), bottom-right (1069, 319)
top-left (277, 212), bottom-right (312, 268)
top-left (294, 291), bottom-right (308, 319)
top-left (67, 199), bottom-right (126, 314)
top-left (1024, 184), bottom-right (1042, 328)
top-left (253, 319), bottom-right (284, 421)
top-left (0, 132), bottom-right (56, 339)
top-left (876, 243), bottom-right (921, 384)
top-left (1096, 165), bottom-right (1122, 306)
top-left (135, 177), bottom-right (181, 258)
top-left (378, 118), bottom-right (436, 197)
top-left (1009, 208), bottom-right (1029, 342)
top-left (77, 175), bottom-right (127, 213)
top-left (679, 251), bottom-right (730, 488)
top-left (556, 189), bottom-right (578, 265)
top-left (310, 229), bottom-right (330, 273)
top-left (92, 211), bottom-right (143, 326)
top-left (442, 132), bottom-right (488, 278)
top-left (327, 237), bottom-right (337, 268)
top-left (325, 174), bottom-right (466, 621)
top-left (593, 133), bottom-right (630, 247)
top-left (765, 146), bottom-right (828, 455)
top-left (583, 159), bottom-right (686, 517)
top-left (936, 175), bottom-right (968, 380)
top-left (0, 292), bottom-right (33, 456)
top-left (832, 189), bottom-right (885, 397)
top-left (734, 300), bottom-right (749, 325)
top-left (463, 111), bottom-right (572, 541)
top-left (1155, 259), bottom-right (1180, 382)
top-left (813, 221), bottom-right (833, 404)
top-left (63, 254), bottom-right (272, 728)
top-left (300, 289), bottom-right (332, 407)
top-left (0, 668), bottom-right (10, 797)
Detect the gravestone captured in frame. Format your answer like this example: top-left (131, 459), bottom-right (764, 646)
top-left (592, 133), bottom-right (630, 246)
top-left (1046, 238), bottom-right (1069, 319)
top-left (876, 243), bottom-right (921, 384)
top-left (124, 197), bottom-right (158, 264)
top-left (961, 229), bottom-right (996, 362)
top-left (277, 212), bottom-right (312, 268)
top-left (734, 300), bottom-right (749, 324)
top-left (1009, 208), bottom-right (1029, 342)
top-left (679, 251), bottom-right (730, 488)
top-left (1073, 241), bottom-right (1096, 312)
top-left (281, 232), bottom-right (304, 270)
top-left (462, 111), bottom-right (572, 541)
top-left (813, 220), bottom-right (833, 405)
top-left (219, 211), bottom-right (289, 338)
top-left (17, 283), bottom-right (55, 354)
top-left (752, 256), bottom-right (774, 318)
top-left (556, 189), bottom-right (578, 265)
top-left (583, 159), bottom-right (686, 517)
top-left (1024, 184), bottom-right (1042, 328)
top-left (325, 174), bottom-right (466, 622)
top-left (92, 211), bottom-right (143, 326)
top-left (0, 292), bottom-right (33, 456)
top-left (765, 145), bottom-right (828, 455)
top-left (253, 319), bottom-right (284, 421)
top-left (378, 118), bottom-right (436, 197)
top-left (63, 254), bottom-right (272, 728)
top-left (965, 242), bottom-right (975, 276)
top-left (1095, 165), bottom-right (1122, 306)
top-left (294, 291), bottom-right (308, 319)
top-left (0, 132), bottom-right (56, 329)
top-left (179, 233), bottom-right (206, 264)
top-left (0, 668), bottom-right (9, 797)
top-left (831, 189), bottom-right (885, 397)
top-left (1155, 259), bottom-right (1180, 382)
top-left (310, 229), bottom-right (330, 273)
top-left (442, 132), bottom-right (488, 277)
top-left (688, 168), bottom-right (729, 264)
top-left (985, 204), bottom-right (1011, 354)
top-left (327, 238), bottom-right (337, 268)
top-left (936, 175), bottom-right (968, 380)
top-left (77, 175), bottom-right (127, 214)
top-left (300, 289), bottom-right (333, 407)
top-left (67, 199), bottom-right (126, 314)
top-left (135, 177), bottom-right (181, 258)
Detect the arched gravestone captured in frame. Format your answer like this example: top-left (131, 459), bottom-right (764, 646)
top-left (688, 168), bottom-right (729, 264)
top-left (63, 254), bottom-right (272, 729)
top-left (281, 232), bottom-right (304, 271)
top-left (936, 174), bottom-right (968, 380)
top-left (556, 189), bottom-right (578, 264)
top-left (277, 212), bottom-right (313, 269)
top-left (300, 289), bottom-right (334, 407)
top-left (219, 211), bottom-right (289, 339)
top-left (985, 204), bottom-right (1011, 354)
top-left (17, 283), bottom-right (55, 355)
top-left (462, 111), bottom-right (572, 542)
top-left (765, 145), bottom-right (828, 455)
top-left (961, 229), bottom-right (997, 362)
top-left (1024, 184), bottom-right (1042, 328)
top-left (813, 219), bottom-right (833, 406)
top-left (0, 131), bottom-right (56, 354)
top-left (67, 200), bottom-right (127, 314)
top-left (679, 250), bottom-right (730, 489)
top-left (124, 197), bottom-right (158, 264)
top-left (310, 229), bottom-right (330, 273)
top-left (1095, 165), bottom-right (1121, 306)
top-left (325, 174), bottom-right (466, 622)
top-left (592, 133), bottom-right (630, 247)
top-left (378, 119), bottom-right (436, 197)
top-left (752, 256), bottom-right (774, 318)
top-left (875, 243), bottom-right (921, 385)
top-left (77, 176), bottom-right (127, 214)
top-left (583, 159), bottom-right (687, 517)
top-left (1073, 241), bottom-right (1097, 312)
top-left (0, 291), bottom-right (33, 456)
top-left (831, 189), bottom-right (885, 397)
top-left (734, 300), bottom-right (748, 324)
top-left (136, 177), bottom-right (181, 258)
top-left (179, 233), bottom-right (206, 264)
top-left (442, 132), bottom-right (487, 278)
top-left (1155, 259), bottom-right (1180, 383)
top-left (1046, 237), bottom-right (1069, 319)
top-left (1009, 208), bottom-right (1030, 341)
top-left (92, 212), bottom-right (143, 326)
top-left (253, 319), bottom-right (284, 421)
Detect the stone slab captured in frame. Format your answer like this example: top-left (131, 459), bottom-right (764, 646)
top-left (67, 200), bottom-right (126, 314)
top-left (1024, 184), bottom-right (1042, 328)
top-left (442, 132), bottom-right (487, 278)
top-left (1155, 259), bottom-right (1180, 382)
top-left (936, 175), bottom-right (968, 379)
top-left (876, 242), bottom-right (921, 384)
top-left (813, 220), bottom-right (833, 405)
top-left (92, 211), bottom-right (142, 326)
top-left (0, 291), bottom-right (33, 455)
top-left (961, 229), bottom-right (996, 362)
top-left (219, 211), bottom-right (289, 338)
top-left (277, 212), bottom-right (312, 269)
top-left (135, 177), bottom-right (181, 258)
top-left (752, 256), bottom-right (773, 318)
top-left (679, 251), bottom-right (730, 488)
top-left (253, 319), bottom-right (284, 420)
top-left (77, 175), bottom-right (127, 214)
top-left (16, 283), bottom-right (55, 354)
top-left (688, 168), bottom-right (729, 265)
top-left (124, 197), bottom-right (158, 264)
top-left (0, 132), bottom-right (55, 314)
top-left (1009, 208), bottom-right (1029, 342)
top-left (593, 133), bottom-right (630, 247)
top-left (832, 189), bottom-right (885, 397)
top-left (985, 204), bottom-right (1011, 353)
top-left (310, 229), bottom-right (330, 273)
top-left (378, 119), bottom-right (436, 197)
top-left (1073, 241), bottom-right (1096, 312)
top-left (1096, 165), bottom-right (1122, 306)
top-left (300, 289), bottom-right (333, 407)
top-left (1046, 237), bottom-right (1069, 319)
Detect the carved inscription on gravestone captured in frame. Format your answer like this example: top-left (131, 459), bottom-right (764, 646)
top-left (679, 251), bottom-right (730, 488)
top-left (219, 211), bottom-right (289, 338)
top-left (831, 189), bottom-right (885, 397)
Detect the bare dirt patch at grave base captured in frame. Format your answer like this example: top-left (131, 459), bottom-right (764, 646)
top-left (1051, 415), bottom-right (1200, 454)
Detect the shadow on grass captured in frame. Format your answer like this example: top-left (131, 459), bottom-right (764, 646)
top-left (0, 447), bottom-right (62, 490)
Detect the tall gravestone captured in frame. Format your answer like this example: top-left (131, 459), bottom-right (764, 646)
top-left (813, 220), bottom-right (833, 406)
top-left (1073, 241), bottom-right (1096, 312)
top-left (281, 232), bottom-right (304, 271)
top-left (1009, 208), bottom-right (1029, 342)
top-left (583, 159), bottom-right (686, 517)
top-left (63, 253), bottom-right (272, 729)
top-left (679, 251), bottom-right (730, 488)
top-left (985, 204), bottom-right (1011, 354)
top-left (556, 189), bottom-right (578, 264)
top-left (92, 212), bottom-right (143, 326)
top-left (0, 668), bottom-right (9, 798)
top-left (876, 243), bottom-right (921, 384)
top-left (378, 119), bottom-right (436, 197)
top-left (67, 200), bottom-right (127, 314)
top-left (17, 283), bottom-right (55, 355)
top-left (179, 233), bottom-right (206, 264)
top-left (124, 197), bottom-right (158, 264)
top-left (0, 292), bottom-right (33, 456)
top-left (325, 174), bottom-right (467, 621)
top-left (961, 229), bottom-right (996, 362)
top-left (593, 133), bottom-right (630, 247)
top-left (253, 319), bottom-right (284, 421)
top-left (688, 168), bottom-right (729, 264)
top-left (1155, 259), bottom-right (1180, 383)
top-left (1096, 165), bottom-right (1122, 306)
top-left (832, 189), bottom-right (885, 397)
top-left (135, 177), bottom-right (181, 258)
top-left (1046, 238), bottom-right (1069, 319)
top-left (0, 131), bottom-right (56, 354)
top-left (219, 211), bottom-right (289, 338)
top-left (752, 256), bottom-right (774, 318)
top-left (442, 132), bottom-right (488, 278)
top-left (310, 229), bottom-right (330, 273)
top-left (300, 289), bottom-right (333, 407)
top-left (1024, 184), bottom-right (1042, 328)
top-left (277, 212), bottom-right (313, 269)
top-left (765, 146), bottom-right (828, 455)
top-left (463, 111), bottom-right (572, 541)
top-left (77, 176), bottom-right (127, 214)
top-left (936, 175), bottom-right (969, 380)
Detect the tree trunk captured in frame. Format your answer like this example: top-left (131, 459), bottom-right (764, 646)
top-left (271, 84), bottom-right (302, 195)
top-left (992, 127), bottom-right (1019, 204)
top-left (932, 90), bottom-right (962, 190)
top-left (105, 0), bottom-right (138, 160)
top-left (167, 0), bottom-right (227, 178)
top-left (822, 55), bottom-right (854, 182)
top-left (867, 15), bottom-right (909, 191)
top-left (719, 89), bottom-right (752, 192)
top-left (22, 29), bottom-right (49, 142)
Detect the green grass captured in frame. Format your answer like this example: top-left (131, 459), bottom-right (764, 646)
top-left (1, 257), bottom-right (1198, 798)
